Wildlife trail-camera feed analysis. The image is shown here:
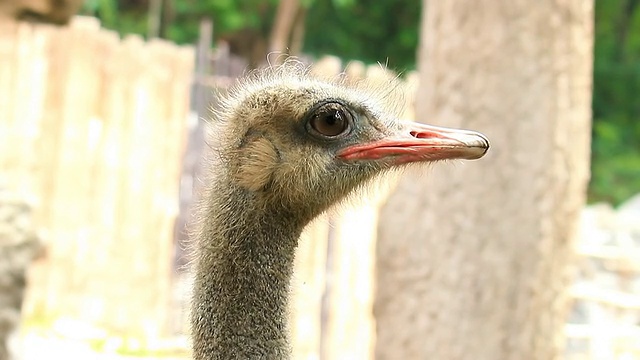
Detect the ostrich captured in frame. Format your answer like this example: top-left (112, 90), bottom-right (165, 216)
top-left (190, 61), bottom-right (489, 360)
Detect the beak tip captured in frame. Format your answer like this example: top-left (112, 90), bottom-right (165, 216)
top-left (475, 139), bottom-right (490, 159)
top-left (480, 136), bottom-right (490, 154)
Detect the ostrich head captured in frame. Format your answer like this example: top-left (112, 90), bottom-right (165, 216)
top-left (191, 61), bottom-right (490, 360)
top-left (211, 62), bottom-right (489, 221)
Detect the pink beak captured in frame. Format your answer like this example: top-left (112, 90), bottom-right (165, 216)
top-left (337, 122), bottom-right (489, 164)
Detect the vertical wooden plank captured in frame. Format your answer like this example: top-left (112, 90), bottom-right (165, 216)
top-left (145, 39), bottom-right (172, 338)
top-left (77, 26), bottom-right (124, 329)
top-left (0, 22), bottom-right (47, 194)
top-left (20, 21), bottom-right (72, 318)
top-left (164, 44), bottom-right (194, 336)
top-left (14, 21), bottom-right (59, 322)
top-left (17, 24), bottom-right (48, 196)
top-left (22, 22), bottom-right (69, 319)
top-left (0, 21), bottom-right (18, 169)
top-left (45, 17), bottom-right (103, 321)
top-left (325, 204), bottom-right (379, 360)
top-left (71, 20), bottom-right (115, 326)
top-left (290, 217), bottom-right (329, 360)
top-left (1, 22), bottom-right (28, 188)
top-left (25, 24), bottom-right (57, 216)
top-left (0, 21), bottom-right (18, 176)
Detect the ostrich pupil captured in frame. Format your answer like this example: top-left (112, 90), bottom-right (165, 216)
top-left (311, 108), bottom-right (348, 137)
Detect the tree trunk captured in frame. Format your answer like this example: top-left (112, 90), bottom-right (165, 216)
top-left (268, 0), bottom-right (300, 59)
top-left (374, 1), bottom-right (594, 360)
top-left (288, 6), bottom-right (306, 56)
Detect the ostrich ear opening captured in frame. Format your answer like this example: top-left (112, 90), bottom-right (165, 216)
top-left (337, 121), bottom-right (490, 164)
top-left (236, 137), bottom-right (280, 192)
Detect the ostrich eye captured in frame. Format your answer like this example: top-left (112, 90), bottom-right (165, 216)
top-left (308, 103), bottom-right (352, 138)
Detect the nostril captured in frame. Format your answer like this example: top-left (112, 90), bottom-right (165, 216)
top-left (410, 131), bottom-right (435, 139)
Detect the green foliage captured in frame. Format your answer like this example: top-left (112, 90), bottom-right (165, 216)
top-left (303, 0), bottom-right (420, 71)
top-left (165, 0), bottom-right (279, 45)
top-left (81, 0), bottom-right (279, 45)
top-left (80, 0), bottom-right (147, 36)
top-left (591, 0), bottom-right (640, 205)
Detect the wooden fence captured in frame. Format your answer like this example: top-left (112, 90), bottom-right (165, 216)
top-left (0, 16), bottom-right (194, 341)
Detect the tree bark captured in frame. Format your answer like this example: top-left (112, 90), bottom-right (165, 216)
top-left (374, 1), bottom-right (594, 360)
top-left (268, 0), bottom-right (301, 59)
top-left (288, 6), bottom-right (307, 56)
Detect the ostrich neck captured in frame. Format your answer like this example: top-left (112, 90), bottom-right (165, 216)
top-left (191, 184), bottom-right (305, 360)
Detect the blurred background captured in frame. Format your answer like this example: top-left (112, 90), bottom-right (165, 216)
top-left (0, 0), bottom-right (639, 359)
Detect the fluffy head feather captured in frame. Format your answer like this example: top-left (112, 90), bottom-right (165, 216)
top-left (205, 59), bottom-right (407, 221)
